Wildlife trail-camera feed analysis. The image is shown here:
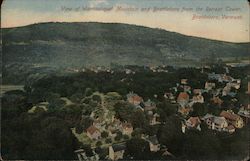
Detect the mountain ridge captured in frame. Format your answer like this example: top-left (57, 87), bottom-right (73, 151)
top-left (3, 22), bottom-right (249, 44)
top-left (2, 22), bottom-right (249, 67)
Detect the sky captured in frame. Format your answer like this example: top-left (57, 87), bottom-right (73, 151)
top-left (1, 0), bottom-right (249, 42)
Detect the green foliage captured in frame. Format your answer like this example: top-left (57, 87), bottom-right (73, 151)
top-left (191, 103), bottom-right (208, 116)
top-left (114, 101), bottom-right (135, 122)
top-left (85, 88), bottom-right (93, 97)
top-left (131, 128), bottom-right (144, 138)
top-left (2, 114), bottom-right (79, 160)
top-left (101, 131), bottom-right (108, 138)
top-left (157, 100), bottom-right (177, 120)
top-left (92, 94), bottom-right (102, 103)
top-left (130, 110), bottom-right (148, 128)
top-left (158, 116), bottom-right (183, 155)
top-left (125, 138), bottom-right (150, 159)
top-left (3, 22), bottom-right (249, 71)
top-left (123, 134), bottom-right (129, 140)
top-left (70, 92), bottom-right (84, 103)
top-left (2, 63), bottom-right (250, 160)
top-left (114, 131), bottom-right (123, 141)
top-left (1, 91), bottom-right (32, 120)
top-left (182, 130), bottom-right (221, 159)
top-left (105, 138), bottom-right (112, 144)
top-left (96, 141), bottom-right (102, 147)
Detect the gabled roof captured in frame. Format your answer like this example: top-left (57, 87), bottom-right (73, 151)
top-left (148, 135), bottom-right (159, 145)
top-left (203, 113), bottom-right (214, 120)
top-left (112, 143), bottom-right (126, 152)
top-left (213, 117), bottom-right (227, 125)
top-left (177, 92), bottom-right (189, 100)
top-left (86, 125), bottom-right (99, 135)
top-left (187, 117), bottom-right (201, 126)
top-left (220, 111), bottom-right (240, 121)
top-left (132, 95), bottom-right (143, 102)
top-left (192, 95), bottom-right (203, 100)
top-left (203, 114), bottom-right (227, 125)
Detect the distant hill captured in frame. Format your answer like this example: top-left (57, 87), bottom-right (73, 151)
top-left (2, 22), bottom-right (249, 67)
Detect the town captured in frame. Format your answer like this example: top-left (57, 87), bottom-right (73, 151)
top-left (2, 64), bottom-right (250, 160)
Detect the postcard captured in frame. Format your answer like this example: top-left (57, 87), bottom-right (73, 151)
top-left (1, 0), bottom-right (249, 160)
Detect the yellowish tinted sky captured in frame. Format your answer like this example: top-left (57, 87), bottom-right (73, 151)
top-left (1, 0), bottom-right (250, 42)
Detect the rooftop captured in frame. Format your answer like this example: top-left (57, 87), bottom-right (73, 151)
top-left (111, 143), bottom-right (126, 152)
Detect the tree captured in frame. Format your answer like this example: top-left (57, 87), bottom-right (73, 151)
top-left (158, 116), bottom-right (183, 155)
top-left (191, 103), bottom-right (208, 116)
top-left (182, 130), bottom-right (221, 160)
top-left (96, 141), bottom-right (102, 147)
top-left (157, 100), bottom-right (177, 120)
top-left (131, 128), bottom-right (143, 138)
top-left (81, 116), bottom-right (93, 131)
top-left (125, 138), bottom-right (150, 159)
top-left (123, 134), bottom-right (129, 140)
top-left (114, 131), bottom-right (123, 141)
top-left (85, 88), bottom-right (93, 97)
top-left (105, 138), bottom-right (112, 144)
top-left (131, 110), bottom-right (147, 128)
top-left (114, 101), bottom-right (135, 121)
top-left (92, 94), bottom-right (102, 103)
top-left (70, 92), bottom-right (84, 103)
top-left (101, 131), bottom-right (108, 138)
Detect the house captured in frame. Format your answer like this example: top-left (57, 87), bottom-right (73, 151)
top-left (93, 120), bottom-right (103, 130)
top-left (183, 85), bottom-right (191, 93)
top-left (178, 106), bottom-right (191, 116)
top-left (181, 79), bottom-right (188, 85)
top-left (122, 122), bottom-right (133, 135)
top-left (185, 117), bottom-right (201, 131)
top-left (86, 125), bottom-right (101, 140)
top-left (164, 92), bottom-right (175, 99)
top-left (238, 105), bottom-right (250, 124)
top-left (177, 92), bottom-right (189, 107)
top-left (220, 110), bottom-right (244, 128)
top-left (192, 94), bottom-right (204, 103)
top-left (205, 82), bottom-right (215, 90)
top-left (164, 92), bottom-right (176, 103)
top-left (127, 92), bottom-right (143, 106)
top-left (75, 149), bottom-right (99, 161)
top-left (208, 73), bottom-right (221, 80)
top-left (147, 135), bottom-right (160, 152)
top-left (211, 97), bottom-right (223, 106)
top-left (225, 125), bottom-right (235, 133)
top-left (193, 89), bottom-right (202, 95)
top-left (203, 114), bottom-right (228, 132)
top-left (221, 74), bottom-right (233, 83)
top-left (109, 143), bottom-right (126, 161)
top-left (108, 129), bottom-right (119, 138)
top-left (148, 111), bottom-right (161, 125)
top-left (228, 82), bottom-right (241, 90)
top-left (144, 99), bottom-right (156, 111)
top-left (222, 85), bottom-right (231, 96)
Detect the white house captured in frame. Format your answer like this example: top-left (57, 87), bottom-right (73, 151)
top-left (109, 143), bottom-right (126, 161)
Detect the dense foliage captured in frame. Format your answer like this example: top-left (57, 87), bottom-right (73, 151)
top-left (1, 65), bottom-right (249, 160)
